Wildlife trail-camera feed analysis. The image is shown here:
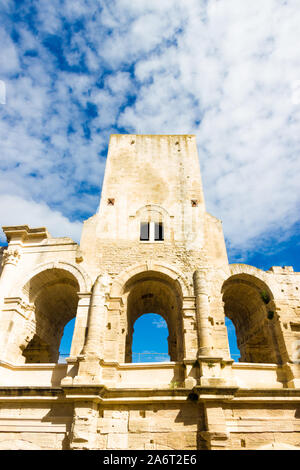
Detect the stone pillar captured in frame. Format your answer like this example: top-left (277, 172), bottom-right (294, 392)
top-left (74, 274), bottom-right (111, 384)
top-left (0, 248), bottom-right (21, 353)
top-left (182, 296), bottom-right (198, 360)
top-left (0, 247), bottom-right (21, 305)
top-left (282, 362), bottom-right (300, 388)
top-left (70, 401), bottom-right (99, 450)
top-left (0, 297), bottom-right (34, 363)
top-left (69, 293), bottom-right (91, 357)
top-left (193, 269), bottom-right (214, 357)
top-left (82, 273), bottom-right (111, 357)
top-left (60, 293), bottom-right (92, 386)
top-left (201, 402), bottom-right (230, 450)
top-left (105, 297), bottom-right (123, 363)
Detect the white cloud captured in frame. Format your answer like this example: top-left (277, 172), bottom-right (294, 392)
top-left (152, 317), bottom-right (167, 329)
top-left (0, 29), bottom-right (20, 74)
top-left (116, 0), bottom-right (300, 254)
top-left (0, 0), bottom-right (299, 260)
top-left (0, 195), bottom-right (82, 243)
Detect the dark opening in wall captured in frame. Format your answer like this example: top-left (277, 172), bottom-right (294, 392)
top-left (222, 274), bottom-right (286, 364)
top-left (21, 268), bottom-right (79, 364)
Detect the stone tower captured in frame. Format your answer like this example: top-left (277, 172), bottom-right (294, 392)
top-left (0, 135), bottom-right (299, 450)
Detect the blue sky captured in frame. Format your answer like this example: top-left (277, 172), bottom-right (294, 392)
top-left (1, 1), bottom-right (299, 360)
top-left (60, 314), bottom-right (240, 361)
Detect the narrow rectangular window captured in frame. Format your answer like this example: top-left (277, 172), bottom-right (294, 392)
top-left (154, 222), bottom-right (164, 241)
top-left (140, 222), bottom-right (149, 241)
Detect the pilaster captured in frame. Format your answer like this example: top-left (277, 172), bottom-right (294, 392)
top-left (0, 247), bottom-right (21, 306)
top-left (200, 402), bottom-right (230, 450)
top-left (69, 400), bottom-right (99, 450)
top-left (73, 274), bottom-right (111, 385)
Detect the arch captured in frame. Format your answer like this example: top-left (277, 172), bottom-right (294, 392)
top-left (222, 272), bottom-right (274, 300)
top-left (20, 266), bottom-right (82, 363)
top-left (229, 263), bottom-right (269, 280)
top-left (110, 261), bottom-right (191, 298)
top-left (110, 262), bottom-right (188, 363)
top-left (222, 272), bottom-right (285, 364)
top-left (206, 264), bottom-right (274, 307)
top-left (124, 271), bottom-right (184, 362)
top-left (17, 260), bottom-right (91, 298)
top-left (135, 204), bottom-right (171, 219)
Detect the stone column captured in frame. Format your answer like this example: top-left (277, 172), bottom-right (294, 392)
top-left (69, 292), bottom-right (91, 357)
top-left (81, 273), bottom-right (111, 357)
top-left (193, 269), bottom-right (214, 357)
top-left (74, 274), bottom-right (111, 384)
top-left (200, 402), bottom-right (230, 450)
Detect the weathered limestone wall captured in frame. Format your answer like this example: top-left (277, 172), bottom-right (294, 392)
top-left (96, 402), bottom-right (203, 451)
top-left (224, 402), bottom-right (300, 450)
top-left (267, 267), bottom-right (300, 365)
top-left (0, 401), bottom-right (73, 450)
top-left (0, 396), bottom-right (299, 450)
top-left (80, 135), bottom-right (229, 280)
top-left (95, 135), bottom-right (206, 240)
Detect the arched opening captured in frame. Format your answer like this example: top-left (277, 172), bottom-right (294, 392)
top-left (21, 268), bottom-right (79, 363)
top-left (131, 313), bottom-right (170, 362)
top-left (222, 274), bottom-right (284, 364)
top-left (123, 270), bottom-right (184, 363)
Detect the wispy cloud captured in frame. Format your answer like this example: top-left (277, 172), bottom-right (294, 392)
top-left (152, 317), bottom-right (168, 329)
top-left (0, 195), bottom-right (82, 242)
top-left (0, 1), bottom-right (299, 265)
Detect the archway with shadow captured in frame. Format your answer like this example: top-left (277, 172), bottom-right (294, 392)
top-left (222, 273), bottom-right (287, 364)
top-left (123, 270), bottom-right (184, 363)
top-left (21, 268), bottom-right (79, 363)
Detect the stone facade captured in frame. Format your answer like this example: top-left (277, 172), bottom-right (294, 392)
top-left (0, 134), bottom-right (299, 450)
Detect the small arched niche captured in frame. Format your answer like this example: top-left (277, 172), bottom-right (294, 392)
top-left (123, 270), bottom-right (184, 363)
top-left (222, 274), bottom-right (284, 364)
top-left (136, 205), bottom-right (170, 242)
top-left (21, 268), bottom-right (79, 363)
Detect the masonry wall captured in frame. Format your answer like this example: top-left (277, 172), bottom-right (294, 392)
top-left (0, 401), bottom-right (73, 450)
top-left (0, 398), bottom-right (299, 450)
top-left (225, 402), bottom-right (300, 450)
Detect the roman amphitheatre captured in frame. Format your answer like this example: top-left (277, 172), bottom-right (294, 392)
top-left (0, 134), bottom-right (299, 450)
